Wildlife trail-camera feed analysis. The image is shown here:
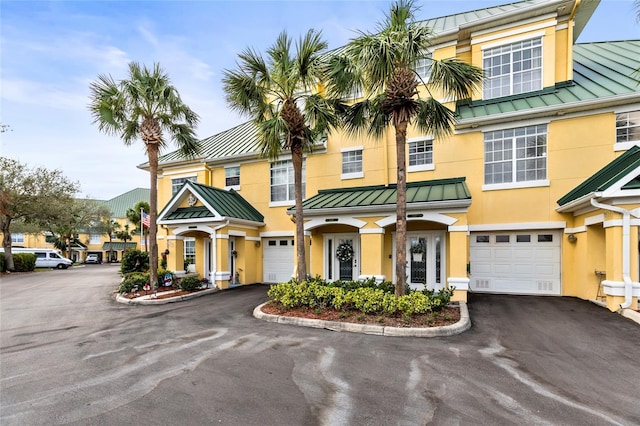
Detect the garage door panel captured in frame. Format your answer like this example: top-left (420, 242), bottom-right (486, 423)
top-left (263, 239), bottom-right (294, 283)
top-left (470, 231), bottom-right (560, 295)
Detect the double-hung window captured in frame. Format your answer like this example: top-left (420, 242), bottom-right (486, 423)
top-left (414, 52), bottom-right (433, 82)
top-left (184, 238), bottom-right (195, 268)
top-left (615, 110), bottom-right (640, 150)
top-left (484, 124), bottom-right (548, 188)
top-left (11, 233), bottom-right (24, 244)
top-left (89, 234), bottom-right (101, 245)
top-left (270, 160), bottom-right (305, 204)
top-left (408, 138), bottom-right (434, 172)
top-left (483, 38), bottom-right (542, 99)
top-left (341, 148), bottom-right (363, 179)
top-left (171, 176), bottom-right (196, 196)
top-left (225, 166), bottom-right (240, 188)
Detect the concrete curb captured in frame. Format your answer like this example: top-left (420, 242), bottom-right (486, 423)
top-left (253, 302), bottom-right (471, 337)
top-left (115, 287), bottom-right (218, 305)
top-left (589, 299), bottom-right (640, 326)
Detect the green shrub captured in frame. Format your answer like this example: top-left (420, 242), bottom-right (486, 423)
top-left (0, 253), bottom-right (5, 272)
top-left (120, 250), bottom-right (149, 274)
top-left (13, 253), bottom-right (36, 272)
top-left (267, 279), bottom-right (454, 317)
top-left (118, 272), bottom-right (150, 293)
top-left (178, 275), bottom-right (202, 291)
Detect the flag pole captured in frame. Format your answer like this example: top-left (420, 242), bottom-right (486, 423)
top-left (140, 208), bottom-right (144, 251)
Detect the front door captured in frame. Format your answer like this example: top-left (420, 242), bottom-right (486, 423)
top-left (404, 232), bottom-right (445, 291)
top-left (325, 234), bottom-right (359, 281)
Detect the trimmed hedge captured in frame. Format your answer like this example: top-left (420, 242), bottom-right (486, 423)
top-left (13, 253), bottom-right (36, 272)
top-left (267, 278), bottom-right (454, 316)
top-left (118, 269), bottom-right (175, 293)
top-left (178, 275), bottom-right (202, 291)
top-left (0, 253), bottom-right (5, 272)
top-left (120, 250), bottom-right (149, 274)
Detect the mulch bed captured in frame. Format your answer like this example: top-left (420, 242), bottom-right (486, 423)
top-left (121, 286), bottom-right (205, 300)
top-left (260, 301), bottom-right (460, 328)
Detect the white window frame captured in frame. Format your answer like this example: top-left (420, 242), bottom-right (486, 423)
top-left (614, 109), bottom-right (640, 151)
top-left (414, 52), bottom-right (433, 83)
top-left (171, 176), bottom-right (197, 196)
top-left (270, 159), bottom-right (305, 207)
top-left (408, 137), bottom-right (435, 172)
top-left (11, 233), bottom-right (24, 244)
top-left (482, 37), bottom-right (542, 100)
top-left (184, 237), bottom-right (196, 266)
top-left (225, 166), bottom-right (240, 190)
top-left (483, 124), bottom-right (549, 191)
top-left (341, 147), bottom-right (364, 180)
top-left (89, 234), bottom-right (102, 245)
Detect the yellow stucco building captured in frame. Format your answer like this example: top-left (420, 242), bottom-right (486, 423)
top-left (148, 0), bottom-right (639, 311)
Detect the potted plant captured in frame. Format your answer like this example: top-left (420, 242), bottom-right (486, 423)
top-left (410, 242), bottom-right (424, 262)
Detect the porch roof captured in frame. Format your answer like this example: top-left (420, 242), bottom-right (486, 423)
top-left (101, 242), bottom-right (137, 251)
top-left (294, 178), bottom-right (470, 212)
top-left (557, 145), bottom-right (640, 206)
top-left (160, 181), bottom-right (264, 223)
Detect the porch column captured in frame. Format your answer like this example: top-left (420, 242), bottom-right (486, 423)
top-left (447, 227), bottom-right (469, 302)
top-left (603, 222), bottom-right (639, 311)
top-left (214, 232), bottom-right (231, 289)
top-left (359, 228), bottom-right (385, 281)
top-left (166, 236), bottom-right (184, 273)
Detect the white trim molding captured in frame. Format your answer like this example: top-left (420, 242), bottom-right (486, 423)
top-left (468, 221), bottom-right (566, 232)
top-left (359, 228), bottom-right (385, 234)
top-left (447, 277), bottom-right (470, 291)
top-left (448, 225), bottom-right (469, 232)
top-left (376, 212), bottom-right (458, 228)
top-left (602, 280), bottom-right (640, 297)
top-left (304, 217), bottom-right (367, 231)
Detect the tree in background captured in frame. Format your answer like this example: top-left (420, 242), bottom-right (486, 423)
top-left (327, 0), bottom-right (483, 295)
top-left (116, 224), bottom-right (133, 249)
top-left (0, 157), bottom-right (79, 271)
top-left (45, 198), bottom-right (111, 260)
top-left (223, 30), bottom-right (341, 282)
top-left (89, 62), bottom-right (200, 288)
top-left (126, 201), bottom-right (151, 252)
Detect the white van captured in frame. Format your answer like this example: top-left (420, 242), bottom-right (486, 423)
top-left (1, 248), bottom-right (73, 269)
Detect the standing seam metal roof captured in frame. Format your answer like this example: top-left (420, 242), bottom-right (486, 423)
top-left (294, 178), bottom-right (470, 211)
top-left (557, 146), bottom-right (640, 206)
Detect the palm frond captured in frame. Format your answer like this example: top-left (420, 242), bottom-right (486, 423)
top-left (415, 98), bottom-right (458, 139)
top-left (429, 58), bottom-right (484, 100)
top-left (257, 116), bottom-right (288, 161)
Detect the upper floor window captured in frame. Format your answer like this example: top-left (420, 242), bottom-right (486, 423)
top-left (616, 111), bottom-right (640, 144)
top-left (89, 234), bottom-right (101, 245)
top-left (341, 148), bottom-right (363, 179)
top-left (483, 38), bottom-right (542, 100)
top-left (225, 166), bottom-right (240, 188)
top-left (270, 160), bottom-right (305, 204)
top-left (484, 124), bottom-right (547, 186)
top-left (171, 176), bottom-right (196, 196)
top-left (414, 53), bottom-right (433, 82)
top-left (11, 233), bottom-right (24, 244)
top-left (408, 138), bottom-right (434, 172)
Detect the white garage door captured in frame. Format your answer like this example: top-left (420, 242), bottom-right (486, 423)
top-left (470, 231), bottom-right (561, 295)
top-left (263, 238), bottom-right (295, 283)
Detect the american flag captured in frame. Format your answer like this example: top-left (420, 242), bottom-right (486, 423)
top-left (141, 211), bottom-right (150, 228)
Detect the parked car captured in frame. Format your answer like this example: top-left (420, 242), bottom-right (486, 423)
top-left (85, 254), bottom-right (101, 264)
top-left (0, 248), bottom-right (73, 269)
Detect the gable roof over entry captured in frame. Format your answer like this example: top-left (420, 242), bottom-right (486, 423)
top-left (557, 146), bottom-right (640, 212)
top-left (292, 178), bottom-right (471, 216)
top-left (159, 181), bottom-right (264, 225)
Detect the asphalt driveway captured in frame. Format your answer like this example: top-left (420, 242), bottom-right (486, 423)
top-left (1, 267), bottom-right (639, 425)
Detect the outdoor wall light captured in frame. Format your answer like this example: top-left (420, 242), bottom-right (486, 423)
top-left (567, 234), bottom-right (577, 243)
top-left (255, 241), bottom-right (261, 247)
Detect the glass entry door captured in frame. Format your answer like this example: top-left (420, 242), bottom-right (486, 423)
top-left (404, 232), bottom-right (444, 291)
top-left (325, 234), bottom-right (359, 281)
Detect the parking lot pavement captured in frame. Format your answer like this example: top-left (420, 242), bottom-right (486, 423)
top-left (1, 269), bottom-right (639, 425)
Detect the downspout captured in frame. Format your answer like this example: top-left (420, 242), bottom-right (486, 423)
top-left (590, 199), bottom-right (634, 309)
top-left (210, 220), bottom-right (229, 287)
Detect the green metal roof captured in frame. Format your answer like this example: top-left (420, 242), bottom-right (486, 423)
top-left (295, 178), bottom-right (470, 212)
top-left (163, 181), bottom-right (264, 223)
top-left (102, 188), bottom-right (150, 218)
top-left (557, 146), bottom-right (640, 206)
top-left (101, 242), bottom-right (137, 251)
top-left (458, 40), bottom-right (640, 122)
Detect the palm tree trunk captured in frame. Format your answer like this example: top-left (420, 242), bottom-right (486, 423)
top-left (147, 143), bottom-right (159, 289)
top-left (395, 120), bottom-right (408, 297)
top-left (292, 144), bottom-right (307, 282)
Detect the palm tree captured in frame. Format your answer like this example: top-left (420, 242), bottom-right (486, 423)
top-left (126, 201), bottom-right (150, 251)
top-left (89, 62), bottom-right (200, 288)
top-left (115, 224), bottom-right (133, 249)
top-left (327, 0), bottom-right (483, 296)
top-left (223, 30), bottom-right (341, 282)
top-left (102, 219), bottom-right (121, 262)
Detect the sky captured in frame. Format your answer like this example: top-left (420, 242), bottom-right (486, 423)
top-left (1, 0), bottom-right (638, 200)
